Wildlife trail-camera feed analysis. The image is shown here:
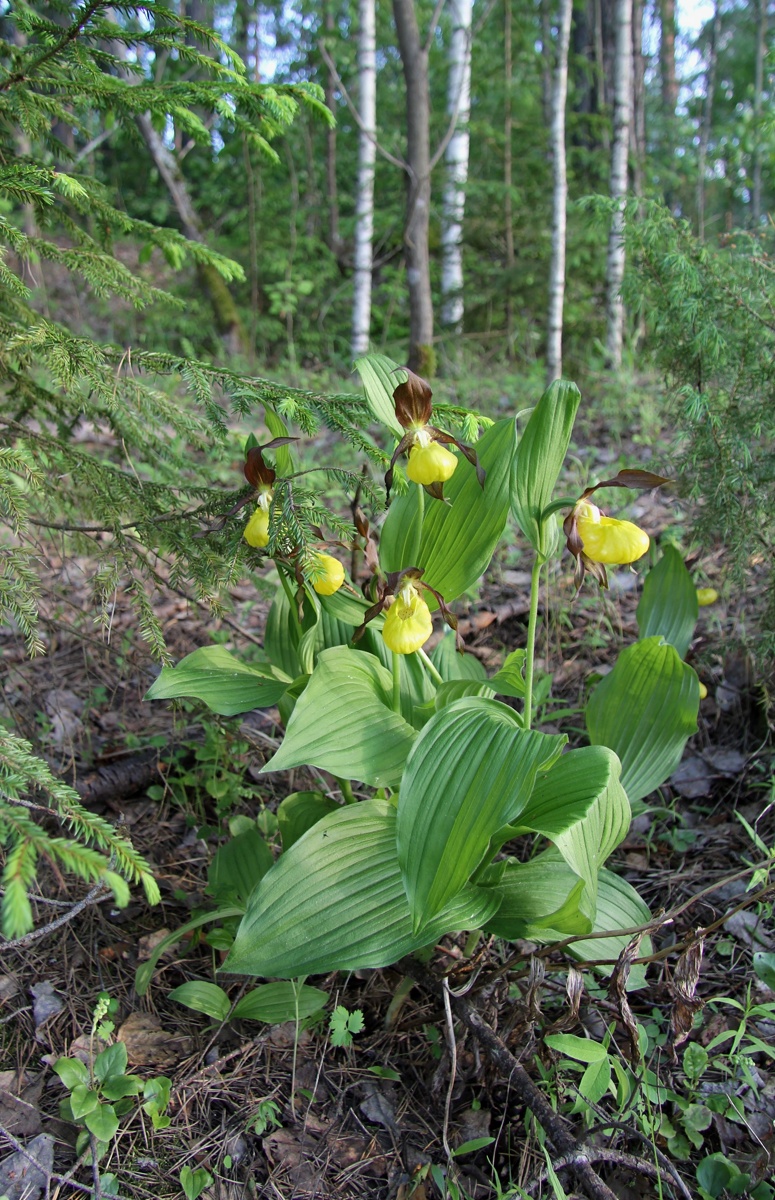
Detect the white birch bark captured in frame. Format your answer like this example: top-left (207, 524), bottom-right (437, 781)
top-left (440, 0), bottom-right (473, 331)
top-left (351, 0), bottom-right (377, 357)
top-left (604, 0), bottom-right (632, 370)
top-left (545, 0), bottom-right (573, 384)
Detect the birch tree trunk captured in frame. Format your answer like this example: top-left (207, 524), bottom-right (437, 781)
top-left (504, 0), bottom-right (515, 354)
top-left (604, 0), bottom-right (632, 370)
top-left (351, 0), bottom-right (377, 357)
top-left (393, 0), bottom-right (434, 375)
top-left (545, 0), bottom-right (573, 384)
top-left (440, 0), bottom-right (473, 333)
top-left (752, 0), bottom-right (767, 227)
top-left (697, 0), bottom-right (720, 242)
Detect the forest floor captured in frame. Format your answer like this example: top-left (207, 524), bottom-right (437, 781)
top-left (1, 406), bottom-right (774, 1200)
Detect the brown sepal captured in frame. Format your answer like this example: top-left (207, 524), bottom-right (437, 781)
top-left (430, 427), bottom-right (486, 490)
top-left (243, 437), bottom-right (298, 488)
top-left (384, 433), bottom-right (413, 501)
top-left (392, 369), bottom-right (433, 428)
top-left (580, 469), bottom-right (671, 502)
top-left (563, 509), bottom-right (608, 593)
top-left (423, 481), bottom-right (447, 503)
top-left (193, 492), bottom-right (253, 538)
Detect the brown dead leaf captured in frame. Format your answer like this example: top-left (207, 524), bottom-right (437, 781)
top-left (117, 1012), bottom-right (193, 1069)
top-left (668, 934), bottom-right (705, 1057)
top-left (0, 975), bottom-right (20, 1005)
top-left (137, 928), bottom-right (174, 962)
top-left (608, 932), bottom-right (646, 1063)
top-left (67, 1033), bottom-right (108, 1067)
top-left (0, 1072), bottom-right (42, 1138)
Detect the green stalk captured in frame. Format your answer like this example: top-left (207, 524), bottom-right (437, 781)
top-left (277, 567), bottom-right (304, 639)
top-left (523, 556), bottom-right (543, 731)
top-left (418, 646), bottom-right (444, 686)
top-left (392, 650), bottom-right (402, 714)
top-left (337, 776), bottom-right (356, 805)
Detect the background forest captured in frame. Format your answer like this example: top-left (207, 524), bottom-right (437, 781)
top-left (1, 0), bottom-right (775, 1199)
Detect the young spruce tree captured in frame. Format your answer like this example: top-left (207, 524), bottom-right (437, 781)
top-left (0, 1), bottom-right (376, 938)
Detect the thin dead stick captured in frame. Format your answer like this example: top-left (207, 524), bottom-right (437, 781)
top-left (581, 1118), bottom-right (693, 1200)
top-left (402, 959), bottom-right (618, 1200)
top-left (0, 1120), bottom-right (93, 1197)
top-left (0, 882), bottom-right (110, 953)
top-left (527, 1146), bottom-right (686, 1195)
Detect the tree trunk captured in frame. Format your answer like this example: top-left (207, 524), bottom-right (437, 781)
top-left (136, 113), bottom-right (246, 355)
top-left (630, 0), bottom-right (645, 197)
top-left (351, 0), bottom-right (377, 357)
top-left (752, 0), bottom-right (767, 226)
top-left (604, 0), bottom-right (632, 370)
top-left (697, 0), bottom-right (721, 241)
top-left (504, 0), bottom-right (515, 355)
top-left (659, 0), bottom-right (677, 178)
top-left (392, 0), bottom-right (434, 375)
top-left (545, 0), bottom-right (573, 384)
top-left (323, 0), bottom-right (342, 259)
top-left (440, 0), bottom-right (473, 333)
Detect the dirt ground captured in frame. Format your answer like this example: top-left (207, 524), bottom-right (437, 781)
top-left (1, 479), bottom-right (774, 1200)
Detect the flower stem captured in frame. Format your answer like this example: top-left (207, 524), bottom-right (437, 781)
top-left (392, 650), bottom-right (402, 714)
top-left (278, 567), bottom-right (304, 640)
top-left (523, 556), bottom-right (543, 731)
top-left (418, 646), bottom-right (444, 686)
top-left (337, 776), bottom-right (356, 804)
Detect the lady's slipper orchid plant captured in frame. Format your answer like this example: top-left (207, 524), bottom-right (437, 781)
top-left (385, 370), bottom-right (485, 501)
top-left (563, 468), bottom-right (669, 589)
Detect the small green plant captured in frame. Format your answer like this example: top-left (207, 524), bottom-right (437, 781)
top-left (251, 1097), bottom-right (282, 1137)
top-left (54, 995), bottom-right (171, 1159)
top-left (179, 1164), bottom-right (214, 1200)
top-left (329, 1004), bottom-right (365, 1048)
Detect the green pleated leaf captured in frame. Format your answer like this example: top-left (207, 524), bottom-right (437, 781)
top-left (430, 630), bottom-right (488, 681)
top-left (144, 646), bottom-right (290, 716)
top-left (379, 484), bottom-right (425, 574)
top-left (566, 869), bottom-right (652, 989)
top-left (354, 354), bottom-right (405, 436)
top-left (261, 646), bottom-right (417, 787)
top-left (319, 588), bottom-right (371, 627)
top-left (586, 636), bottom-right (699, 803)
top-left (277, 791), bottom-right (341, 849)
top-left (511, 380), bottom-right (581, 558)
top-left (169, 981), bottom-right (231, 1022)
top-left (381, 420), bottom-right (518, 604)
top-left (264, 586), bottom-right (301, 679)
top-left (481, 849), bottom-right (590, 939)
top-left (232, 982), bottom-right (328, 1023)
top-left (222, 800), bottom-right (499, 978)
top-left (636, 545), bottom-right (698, 659)
top-left (206, 827), bottom-right (274, 907)
top-left (397, 698), bottom-right (565, 930)
top-left (489, 650), bottom-right (527, 698)
top-left (361, 626), bottom-right (435, 726)
top-left (509, 745), bottom-right (630, 922)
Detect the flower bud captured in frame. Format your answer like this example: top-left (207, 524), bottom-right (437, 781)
top-left (406, 437), bottom-right (458, 487)
top-left (698, 681), bottom-right (708, 700)
top-left (575, 502), bottom-right (649, 566)
top-left (311, 553), bottom-right (345, 596)
top-left (382, 584), bottom-right (433, 655)
top-left (696, 588), bottom-right (719, 607)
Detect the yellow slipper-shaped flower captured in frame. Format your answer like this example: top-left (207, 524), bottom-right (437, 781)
top-left (311, 553), bottom-right (345, 596)
top-left (244, 502), bottom-right (271, 548)
top-left (406, 437), bottom-right (458, 487)
top-left (382, 583), bottom-right (433, 655)
top-left (575, 502), bottom-right (649, 565)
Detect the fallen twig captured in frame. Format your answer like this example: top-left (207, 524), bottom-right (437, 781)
top-left (401, 958), bottom-right (619, 1200)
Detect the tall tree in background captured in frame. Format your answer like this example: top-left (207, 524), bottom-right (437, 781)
top-left (697, 0), bottom-right (721, 241)
top-left (752, 0), bottom-right (768, 226)
top-left (545, 0), bottom-right (573, 383)
top-left (503, 0), bottom-right (515, 353)
top-left (393, 0), bottom-right (434, 373)
top-left (604, 0), bottom-right (632, 368)
top-left (351, 0), bottom-right (377, 356)
top-left (440, 0), bottom-right (472, 335)
top-left (658, 0), bottom-right (677, 175)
